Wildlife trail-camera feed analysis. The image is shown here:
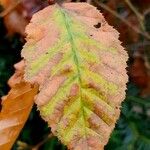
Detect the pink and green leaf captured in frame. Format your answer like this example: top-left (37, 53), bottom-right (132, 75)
top-left (22, 3), bottom-right (128, 150)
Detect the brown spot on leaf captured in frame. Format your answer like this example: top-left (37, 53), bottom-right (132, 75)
top-left (94, 22), bottom-right (101, 28)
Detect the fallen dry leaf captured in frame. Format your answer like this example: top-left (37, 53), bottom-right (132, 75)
top-left (0, 0), bottom-right (28, 36)
top-left (8, 60), bottom-right (25, 88)
top-left (0, 0), bottom-right (48, 36)
top-left (0, 60), bottom-right (38, 150)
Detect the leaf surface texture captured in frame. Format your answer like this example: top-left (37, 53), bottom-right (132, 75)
top-left (22, 3), bottom-right (128, 150)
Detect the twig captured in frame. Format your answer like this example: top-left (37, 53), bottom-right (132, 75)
top-left (32, 133), bottom-right (53, 150)
top-left (17, 133), bottom-right (53, 150)
top-left (144, 8), bottom-right (150, 16)
top-left (125, 0), bottom-right (145, 31)
top-left (127, 96), bottom-right (150, 107)
top-left (87, 0), bottom-right (92, 4)
top-left (127, 41), bottom-right (150, 51)
top-left (0, 0), bottom-right (21, 17)
top-left (93, 0), bottom-right (150, 40)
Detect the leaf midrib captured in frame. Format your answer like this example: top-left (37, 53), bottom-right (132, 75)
top-left (59, 7), bottom-right (89, 149)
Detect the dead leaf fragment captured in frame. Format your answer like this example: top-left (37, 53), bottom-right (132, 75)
top-left (0, 0), bottom-right (48, 36)
top-left (0, 60), bottom-right (38, 150)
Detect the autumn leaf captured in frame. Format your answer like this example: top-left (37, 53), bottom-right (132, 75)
top-left (0, 61), bottom-right (38, 150)
top-left (22, 2), bottom-right (128, 150)
top-left (8, 60), bottom-right (25, 88)
top-left (0, 0), bottom-right (48, 36)
top-left (0, 0), bottom-right (28, 36)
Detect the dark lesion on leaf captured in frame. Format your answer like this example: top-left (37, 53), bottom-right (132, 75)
top-left (94, 22), bottom-right (101, 28)
top-left (115, 106), bottom-right (119, 110)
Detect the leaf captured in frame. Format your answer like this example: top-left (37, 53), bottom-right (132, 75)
top-left (7, 60), bottom-right (25, 88)
top-left (22, 2), bottom-right (128, 150)
top-left (0, 0), bottom-right (48, 36)
top-left (0, 61), bottom-right (38, 150)
top-left (0, 0), bottom-right (28, 36)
